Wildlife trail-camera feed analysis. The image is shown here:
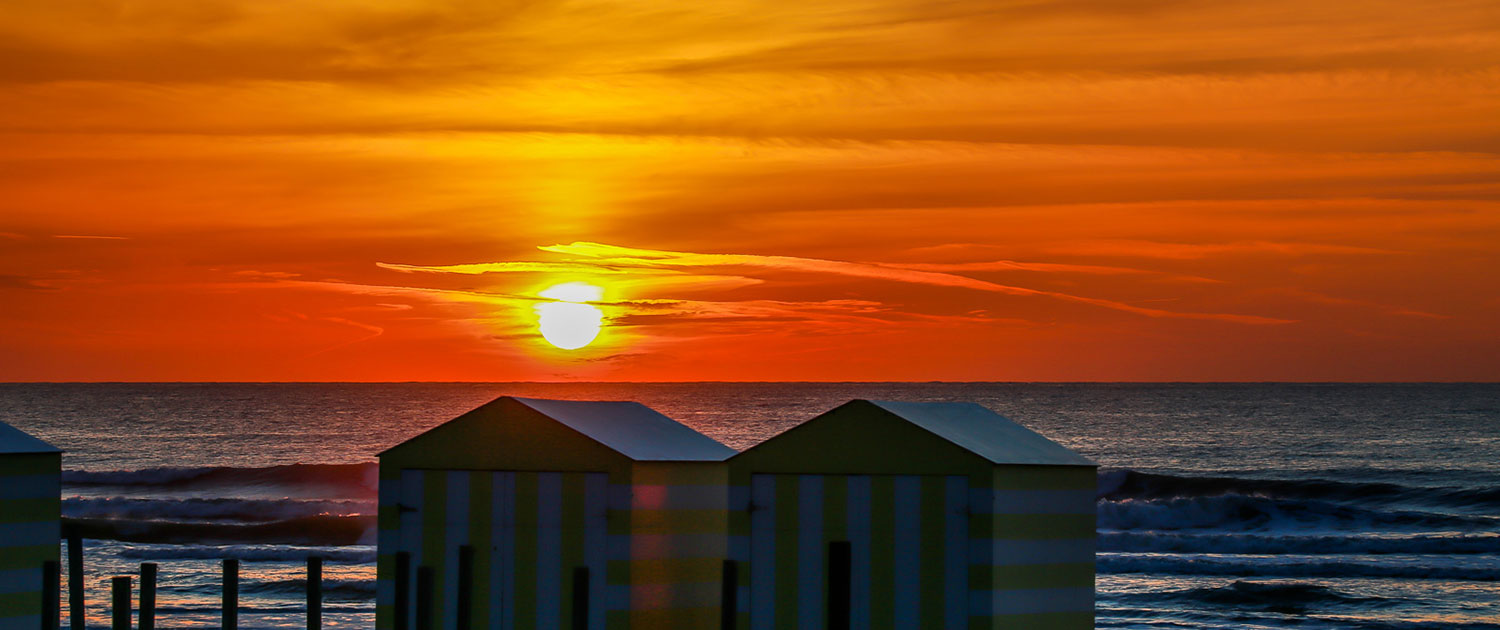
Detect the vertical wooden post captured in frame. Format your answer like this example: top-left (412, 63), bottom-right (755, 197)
top-left (720, 560), bottom-right (738, 630)
top-left (570, 567), bottom-right (589, 630)
top-left (222, 559), bottom-right (238, 630)
top-left (67, 532), bottom-right (84, 630)
top-left (42, 560), bottom-right (60, 630)
top-left (414, 566), bottom-right (433, 630)
top-left (393, 552), bottom-right (411, 630)
top-left (109, 577), bottom-right (130, 630)
top-left (138, 564), bottom-right (155, 630)
top-left (827, 542), bottom-right (852, 630)
top-left (307, 557), bottom-right (322, 630)
top-left (455, 547), bottom-right (473, 630)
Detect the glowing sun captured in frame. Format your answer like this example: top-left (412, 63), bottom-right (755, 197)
top-left (535, 282), bottom-right (603, 350)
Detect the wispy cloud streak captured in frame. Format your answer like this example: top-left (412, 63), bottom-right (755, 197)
top-left (379, 242), bottom-right (1293, 325)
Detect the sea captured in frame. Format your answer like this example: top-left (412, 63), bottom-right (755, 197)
top-left (1, 383), bottom-right (1496, 629)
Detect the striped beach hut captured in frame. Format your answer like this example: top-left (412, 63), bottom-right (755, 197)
top-left (0, 421), bottom-right (61, 630)
top-left (728, 400), bottom-right (1097, 630)
top-left (376, 396), bottom-right (736, 630)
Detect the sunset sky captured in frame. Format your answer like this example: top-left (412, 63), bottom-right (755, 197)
top-left (2, 0), bottom-right (1498, 381)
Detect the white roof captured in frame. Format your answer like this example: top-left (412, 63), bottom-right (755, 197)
top-left (0, 420), bottom-right (61, 455)
top-left (513, 397), bottom-right (735, 462)
top-left (870, 401), bottom-right (1095, 466)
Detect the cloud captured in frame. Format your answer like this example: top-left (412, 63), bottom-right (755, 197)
top-left (376, 261), bottom-right (677, 275)
top-left (886, 260), bottom-right (1147, 275)
top-left (0, 274), bottom-right (56, 290)
top-left (52, 234), bottom-right (130, 240)
top-left (1266, 288), bottom-right (1449, 320)
top-left (1041, 240), bottom-right (1396, 260)
top-left (232, 270), bottom-right (301, 279)
top-left (536, 242), bottom-right (1293, 324)
top-left (297, 316), bottom-right (385, 359)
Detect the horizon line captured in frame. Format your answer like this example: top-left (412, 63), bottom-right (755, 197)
top-left (2, 380), bottom-right (1496, 385)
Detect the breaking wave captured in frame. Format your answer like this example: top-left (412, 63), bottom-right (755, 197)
top-left (63, 463), bottom-right (377, 496)
top-left (65, 515), bottom-right (375, 546)
top-left (64, 497), bottom-right (373, 522)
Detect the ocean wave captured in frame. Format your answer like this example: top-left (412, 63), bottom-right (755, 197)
top-left (1113, 580), bottom-right (1394, 614)
top-left (1292, 618), bottom-right (1500, 630)
top-left (118, 544), bottom-right (376, 563)
top-left (1100, 532), bottom-right (1500, 555)
top-left (150, 604), bottom-right (374, 614)
top-left (64, 497), bottom-right (373, 522)
top-left (1098, 494), bottom-right (1500, 533)
top-left (1098, 554), bottom-right (1500, 581)
top-left (1098, 469), bottom-right (1500, 513)
top-left (65, 515), bottom-right (375, 546)
top-left (246, 578), bottom-right (375, 599)
top-left (63, 463), bottom-right (377, 495)
top-left (165, 578), bottom-right (374, 600)
top-left (1096, 607), bottom-right (1500, 630)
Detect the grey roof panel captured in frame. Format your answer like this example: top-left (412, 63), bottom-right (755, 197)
top-left (0, 420), bottom-right (61, 455)
top-left (513, 397), bottom-right (735, 462)
top-left (870, 400), bottom-right (1095, 466)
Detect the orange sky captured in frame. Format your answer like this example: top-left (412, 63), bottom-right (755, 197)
top-left (2, 0), bottom-right (1498, 381)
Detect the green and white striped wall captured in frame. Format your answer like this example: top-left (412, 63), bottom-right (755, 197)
top-left (976, 467), bottom-right (1095, 630)
top-left (738, 473), bottom-right (970, 630)
top-left (0, 452), bottom-right (61, 630)
top-left (726, 468), bottom-right (1092, 630)
top-left (377, 463), bottom-right (730, 630)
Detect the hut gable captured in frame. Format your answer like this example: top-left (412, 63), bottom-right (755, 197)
top-left (733, 399), bottom-right (993, 475)
top-left (870, 400), bottom-right (1096, 467)
top-left (733, 399), bottom-right (1095, 474)
top-left (512, 397), bottom-right (734, 462)
top-left (0, 420), bottom-right (60, 454)
top-left (378, 396), bottom-right (733, 471)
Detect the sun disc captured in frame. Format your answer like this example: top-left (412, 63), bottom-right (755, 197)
top-left (536, 282), bottom-right (604, 350)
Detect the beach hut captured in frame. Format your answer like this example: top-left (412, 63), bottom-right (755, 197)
top-left (728, 400), bottom-right (1097, 630)
top-left (0, 421), bottom-right (61, 630)
top-left (376, 396), bottom-right (737, 630)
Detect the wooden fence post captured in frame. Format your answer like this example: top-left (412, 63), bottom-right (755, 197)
top-left (307, 556), bottom-right (322, 630)
top-left (222, 559), bottom-right (238, 630)
top-left (138, 564), bottom-right (155, 630)
top-left (42, 560), bottom-right (60, 630)
top-left (109, 577), bottom-right (130, 630)
top-left (67, 533), bottom-right (83, 630)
